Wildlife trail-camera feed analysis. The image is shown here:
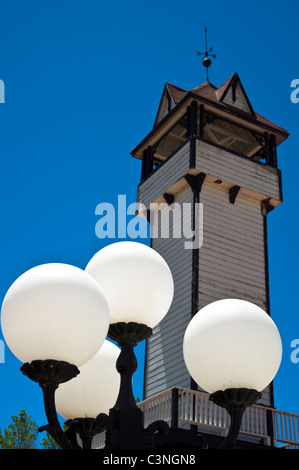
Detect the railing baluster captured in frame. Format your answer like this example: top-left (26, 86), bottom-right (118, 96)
top-left (279, 412), bottom-right (283, 440)
top-left (195, 391), bottom-right (199, 423)
top-left (296, 414), bottom-right (299, 443)
top-left (199, 392), bottom-right (204, 424)
top-left (204, 393), bottom-right (208, 424)
top-left (290, 416), bottom-right (297, 441)
top-left (284, 413), bottom-right (289, 442)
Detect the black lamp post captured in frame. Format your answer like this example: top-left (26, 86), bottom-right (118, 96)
top-left (1, 242), bottom-right (282, 450)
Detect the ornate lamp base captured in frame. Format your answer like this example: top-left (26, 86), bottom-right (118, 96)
top-left (21, 359), bottom-right (79, 385)
top-left (65, 415), bottom-right (109, 449)
top-left (209, 388), bottom-right (262, 449)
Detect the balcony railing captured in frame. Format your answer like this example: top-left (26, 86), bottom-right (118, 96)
top-left (138, 387), bottom-right (299, 449)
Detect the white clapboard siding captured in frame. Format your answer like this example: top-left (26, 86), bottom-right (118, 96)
top-left (144, 184), bottom-right (193, 399)
top-left (138, 140), bottom-right (190, 208)
top-left (197, 180), bottom-right (271, 406)
top-left (140, 139), bottom-right (278, 407)
top-left (195, 139), bottom-right (281, 202)
top-left (138, 137), bottom-right (281, 217)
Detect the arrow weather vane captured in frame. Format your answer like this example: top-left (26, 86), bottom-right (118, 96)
top-left (196, 26), bottom-right (216, 81)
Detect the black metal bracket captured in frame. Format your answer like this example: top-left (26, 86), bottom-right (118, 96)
top-left (21, 360), bottom-right (111, 449)
top-left (229, 185), bottom-right (241, 204)
top-left (21, 360), bottom-right (81, 449)
top-left (163, 192), bottom-right (175, 206)
top-left (184, 173), bottom-right (206, 193)
top-left (209, 388), bottom-right (262, 449)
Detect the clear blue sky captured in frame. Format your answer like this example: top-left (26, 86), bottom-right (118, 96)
top-left (0, 0), bottom-right (298, 437)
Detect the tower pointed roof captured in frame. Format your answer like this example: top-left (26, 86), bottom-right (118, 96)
top-left (132, 73), bottom-right (289, 159)
top-left (154, 74), bottom-right (288, 137)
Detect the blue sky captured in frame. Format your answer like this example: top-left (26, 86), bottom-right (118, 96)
top-left (0, 0), bottom-right (298, 438)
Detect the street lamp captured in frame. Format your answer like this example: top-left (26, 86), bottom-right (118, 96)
top-left (183, 299), bottom-right (282, 448)
top-left (85, 241), bottom-right (174, 328)
top-left (0, 242), bottom-right (282, 450)
top-left (85, 241), bottom-right (174, 449)
top-left (0, 262), bottom-right (111, 449)
top-left (0, 263), bottom-right (111, 366)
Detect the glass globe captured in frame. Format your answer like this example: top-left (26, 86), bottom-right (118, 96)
top-left (183, 299), bottom-right (282, 394)
top-left (55, 340), bottom-right (121, 419)
top-left (85, 242), bottom-right (174, 328)
top-left (1, 263), bottom-right (110, 366)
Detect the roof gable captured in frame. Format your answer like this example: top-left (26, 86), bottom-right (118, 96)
top-left (154, 83), bottom-right (187, 127)
top-left (155, 75), bottom-right (256, 126)
top-left (216, 73), bottom-right (255, 117)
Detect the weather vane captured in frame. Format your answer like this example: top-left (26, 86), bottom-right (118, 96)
top-left (196, 26), bottom-right (216, 81)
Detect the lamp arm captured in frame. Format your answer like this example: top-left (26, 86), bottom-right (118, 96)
top-left (217, 407), bottom-right (246, 449)
top-left (20, 359), bottom-right (81, 449)
top-left (38, 381), bottom-right (80, 449)
top-left (209, 388), bottom-right (262, 449)
top-left (143, 420), bottom-right (169, 449)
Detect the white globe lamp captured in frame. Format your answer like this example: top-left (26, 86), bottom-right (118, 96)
top-left (55, 340), bottom-right (121, 420)
top-left (85, 241), bottom-right (174, 328)
top-left (183, 298), bottom-right (282, 394)
top-left (1, 263), bottom-right (110, 367)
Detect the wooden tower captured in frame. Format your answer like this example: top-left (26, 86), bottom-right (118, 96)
top-left (131, 73), bottom-right (289, 412)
